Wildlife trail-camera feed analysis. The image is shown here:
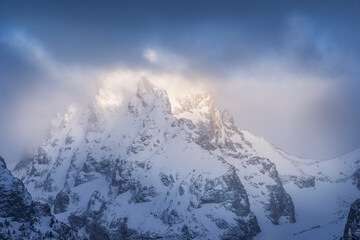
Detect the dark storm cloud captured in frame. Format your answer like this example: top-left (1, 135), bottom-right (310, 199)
top-left (0, 0), bottom-right (359, 163)
top-left (1, 0), bottom-right (357, 67)
top-left (1, 1), bottom-right (359, 74)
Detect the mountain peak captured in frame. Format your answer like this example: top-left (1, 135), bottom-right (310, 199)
top-left (131, 78), bottom-right (172, 115)
top-left (136, 77), bottom-right (159, 97)
top-left (9, 76), bottom-right (360, 240)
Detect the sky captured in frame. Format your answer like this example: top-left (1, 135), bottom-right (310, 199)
top-left (0, 0), bottom-right (360, 166)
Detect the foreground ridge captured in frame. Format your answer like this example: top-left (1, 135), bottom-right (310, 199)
top-left (0, 156), bottom-right (79, 240)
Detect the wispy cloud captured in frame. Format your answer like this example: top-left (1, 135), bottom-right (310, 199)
top-left (0, 0), bottom-right (359, 164)
top-left (144, 49), bottom-right (158, 63)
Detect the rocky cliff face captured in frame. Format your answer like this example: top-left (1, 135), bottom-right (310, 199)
top-left (173, 92), bottom-right (296, 226)
top-left (0, 156), bottom-right (77, 240)
top-left (353, 168), bottom-right (360, 191)
top-left (342, 199), bottom-right (360, 240)
top-left (11, 79), bottom-right (360, 239)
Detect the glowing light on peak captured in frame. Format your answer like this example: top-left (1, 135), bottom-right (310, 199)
top-left (95, 88), bottom-right (122, 109)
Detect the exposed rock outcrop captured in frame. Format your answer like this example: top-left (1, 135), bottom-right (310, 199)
top-left (0, 156), bottom-right (78, 240)
top-left (342, 199), bottom-right (360, 240)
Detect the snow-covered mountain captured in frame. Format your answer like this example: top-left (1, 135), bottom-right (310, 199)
top-left (12, 78), bottom-right (360, 239)
top-left (0, 156), bottom-right (79, 240)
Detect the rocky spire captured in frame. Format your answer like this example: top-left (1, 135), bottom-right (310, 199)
top-left (132, 77), bottom-right (172, 114)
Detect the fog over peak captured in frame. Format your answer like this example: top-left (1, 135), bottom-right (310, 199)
top-left (1, 0), bottom-right (359, 167)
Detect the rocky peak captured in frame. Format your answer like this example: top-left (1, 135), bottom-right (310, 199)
top-left (136, 77), bottom-right (158, 97)
top-left (173, 93), bottom-right (244, 152)
top-left (133, 78), bottom-right (171, 114)
top-left (136, 77), bottom-right (169, 102)
top-left (10, 76), bottom-right (360, 239)
top-left (172, 92), bottom-right (220, 143)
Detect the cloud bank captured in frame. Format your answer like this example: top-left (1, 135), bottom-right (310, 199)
top-left (0, 0), bottom-right (359, 167)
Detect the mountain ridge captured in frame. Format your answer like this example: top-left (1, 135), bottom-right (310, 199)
top-left (11, 78), bottom-right (360, 239)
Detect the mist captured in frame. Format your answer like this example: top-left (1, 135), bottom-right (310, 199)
top-left (1, 0), bottom-right (360, 168)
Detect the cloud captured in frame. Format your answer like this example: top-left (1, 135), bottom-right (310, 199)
top-left (0, 1), bottom-right (359, 165)
top-left (0, 31), bottom-right (104, 167)
top-left (0, 30), bottom-right (59, 76)
top-left (0, 32), bottom-right (209, 168)
top-left (144, 49), bottom-right (158, 63)
top-left (1, 28), bottom-right (359, 168)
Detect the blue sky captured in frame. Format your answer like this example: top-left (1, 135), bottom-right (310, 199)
top-left (0, 0), bottom-right (360, 164)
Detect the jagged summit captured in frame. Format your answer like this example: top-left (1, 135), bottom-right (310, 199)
top-left (133, 77), bottom-right (172, 115)
top-left (11, 78), bottom-right (360, 240)
top-left (137, 77), bottom-right (160, 97)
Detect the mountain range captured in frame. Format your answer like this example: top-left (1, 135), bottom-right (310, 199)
top-left (1, 78), bottom-right (359, 239)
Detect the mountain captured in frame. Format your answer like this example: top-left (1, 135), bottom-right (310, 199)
top-left (341, 199), bottom-right (360, 240)
top-left (0, 156), bottom-right (78, 240)
top-left (12, 78), bottom-right (360, 239)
